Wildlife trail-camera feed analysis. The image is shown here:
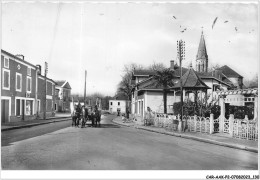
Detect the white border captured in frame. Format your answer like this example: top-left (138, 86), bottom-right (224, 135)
top-left (2, 68), bottom-right (10, 90)
top-left (16, 72), bottom-right (22, 92)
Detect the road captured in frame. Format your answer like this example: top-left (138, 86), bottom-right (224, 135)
top-left (1, 115), bottom-right (258, 170)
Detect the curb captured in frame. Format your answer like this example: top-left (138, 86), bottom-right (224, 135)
top-left (112, 119), bottom-right (258, 153)
top-left (1, 117), bottom-right (71, 132)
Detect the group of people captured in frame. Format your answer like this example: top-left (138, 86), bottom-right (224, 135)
top-left (71, 104), bottom-right (101, 128)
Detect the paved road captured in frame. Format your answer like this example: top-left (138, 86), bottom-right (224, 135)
top-left (1, 115), bottom-right (258, 170)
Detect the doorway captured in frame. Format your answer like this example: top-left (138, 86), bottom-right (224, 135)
top-left (1, 99), bottom-right (9, 124)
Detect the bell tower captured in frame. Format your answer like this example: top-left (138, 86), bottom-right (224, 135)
top-left (196, 31), bottom-right (208, 73)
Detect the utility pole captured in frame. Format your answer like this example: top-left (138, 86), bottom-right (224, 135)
top-left (43, 62), bottom-right (48, 120)
top-left (84, 70), bottom-right (87, 107)
top-left (177, 40), bottom-right (185, 131)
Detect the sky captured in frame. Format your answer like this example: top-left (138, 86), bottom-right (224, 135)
top-left (2, 1), bottom-right (258, 96)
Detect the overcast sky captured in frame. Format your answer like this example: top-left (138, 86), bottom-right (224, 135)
top-left (2, 2), bottom-right (258, 96)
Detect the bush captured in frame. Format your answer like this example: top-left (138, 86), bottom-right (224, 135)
top-left (225, 105), bottom-right (254, 120)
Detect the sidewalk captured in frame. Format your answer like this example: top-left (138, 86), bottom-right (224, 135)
top-left (1, 112), bottom-right (71, 131)
top-left (112, 116), bottom-right (258, 153)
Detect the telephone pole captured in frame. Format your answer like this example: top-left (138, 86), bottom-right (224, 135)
top-left (84, 70), bottom-right (87, 107)
top-left (43, 62), bottom-right (48, 120)
top-left (177, 40), bottom-right (185, 130)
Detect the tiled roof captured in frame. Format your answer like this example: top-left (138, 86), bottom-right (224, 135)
top-left (217, 65), bottom-right (243, 78)
top-left (172, 67), bottom-right (210, 89)
top-left (56, 81), bottom-right (66, 87)
top-left (133, 70), bottom-right (156, 76)
top-left (114, 93), bottom-right (128, 100)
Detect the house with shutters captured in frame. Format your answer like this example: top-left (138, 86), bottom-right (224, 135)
top-left (1, 49), bottom-right (56, 123)
top-left (55, 80), bottom-right (72, 112)
top-left (131, 31), bottom-right (245, 117)
top-left (109, 94), bottom-right (130, 114)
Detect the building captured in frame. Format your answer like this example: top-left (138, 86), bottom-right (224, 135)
top-left (109, 94), bottom-right (130, 114)
top-left (55, 80), bottom-right (72, 112)
top-left (1, 49), bottom-right (56, 123)
top-left (131, 31), bottom-right (245, 117)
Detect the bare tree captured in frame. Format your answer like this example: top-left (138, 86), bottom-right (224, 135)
top-left (243, 74), bottom-right (258, 88)
top-left (148, 62), bottom-right (166, 71)
top-left (117, 63), bottom-right (144, 100)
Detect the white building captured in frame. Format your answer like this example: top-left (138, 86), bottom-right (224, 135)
top-left (109, 94), bottom-right (130, 114)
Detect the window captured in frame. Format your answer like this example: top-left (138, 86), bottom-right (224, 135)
top-left (4, 58), bottom-right (9, 68)
top-left (16, 73), bottom-right (22, 92)
top-left (110, 102), bottom-right (112, 105)
top-left (118, 102), bottom-right (120, 106)
top-left (16, 99), bottom-right (21, 116)
top-left (2, 69), bottom-right (10, 90)
top-left (27, 76), bottom-right (32, 93)
top-left (25, 100), bottom-right (33, 115)
top-left (27, 67), bottom-right (31, 76)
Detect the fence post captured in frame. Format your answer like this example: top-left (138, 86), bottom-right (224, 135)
top-left (219, 97), bottom-right (225, 133)
top-left (178, 115), bottom-right (182, 132)
top-left (209, 114), bottom-right (214, 134)
top-left (229, 114), bottom-right (234, 137)
top-left (254, 96), bottom-right (258, 121)
top-left (194, 115), bottom-right (197, 132)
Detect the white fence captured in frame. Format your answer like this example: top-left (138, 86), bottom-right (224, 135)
top-left (151, 113), bottom-right (258, 141)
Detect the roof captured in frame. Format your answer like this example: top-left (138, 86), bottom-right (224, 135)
top-left (1, 49), bottom-right (37, 69)
top-left (38, 75), bottom-right (57, 84)
top-left (56, 81), bottom-right (66, 87)
top-left (133, 69), bottom-right (156, 76)
top-left (172, 67), bottom-right (210, 90)
top-left (217, 65), bottom-right (243, 78)
top-left (114, 93), bottom-right (128, 100)
top-left (55, 80), bottom-right (72, 89)
top-left (196, 31), bottom-right (208, 60)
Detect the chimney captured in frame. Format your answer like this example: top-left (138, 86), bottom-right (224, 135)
top-left (170, 60), bottom-right (175, 70)
top-left (16, 54), bottom-right (24, 60)
top-left (36, 65), bottom-right (41, 75)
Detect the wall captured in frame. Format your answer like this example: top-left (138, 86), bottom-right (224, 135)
top-left (146, 91), bottom-right (175, 114)
top-left (225, 94), bottom-right (245, 106)
top-left (109, 100), bottom-right (127, 114)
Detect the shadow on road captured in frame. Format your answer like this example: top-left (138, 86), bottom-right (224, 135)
top-left (84, 124), bottom-right (121, 128)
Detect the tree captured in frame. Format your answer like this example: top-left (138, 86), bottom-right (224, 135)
top-left (153, 68), bottom-right (175, 114)
top-left (244, 74), bottom-right (258, 88)
top-left (148, 62), bottom-right (166, 71)
top-left (117, 63), bottom-right (144, 101)
top-left (208, 63), bottom-right (221, 72)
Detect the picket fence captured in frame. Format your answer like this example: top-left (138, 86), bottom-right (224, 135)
top-left (151, 113), bottom-right (258, 141)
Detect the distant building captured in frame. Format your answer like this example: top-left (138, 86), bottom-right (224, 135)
top-left (55, 80), bottom-right (71, 112)
top-left (131, 31), bottom-right (245, 117)
top-left (109, 94), bottom-right (130, 114)
top-left (1, 49), bottom-right (56, 123)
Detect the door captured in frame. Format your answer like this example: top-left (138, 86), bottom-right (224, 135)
top-left (140, 101), bottom-right (144, 117)
top-left (21, 100), bottom-right (25, 121)
top-left (1, 100), bottom-right (9, 123)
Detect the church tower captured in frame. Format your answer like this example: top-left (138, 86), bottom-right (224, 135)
top-left (196, 31), bottom-right (208, 73)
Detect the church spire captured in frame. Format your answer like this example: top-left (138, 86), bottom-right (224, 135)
top-left (196, 31), bottom-right (208, 73)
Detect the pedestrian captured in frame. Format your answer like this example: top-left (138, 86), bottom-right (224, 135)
top-left (144, 107), bottom-right (153, 126)
top-left (126, 108), bottom-right (130, 122)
